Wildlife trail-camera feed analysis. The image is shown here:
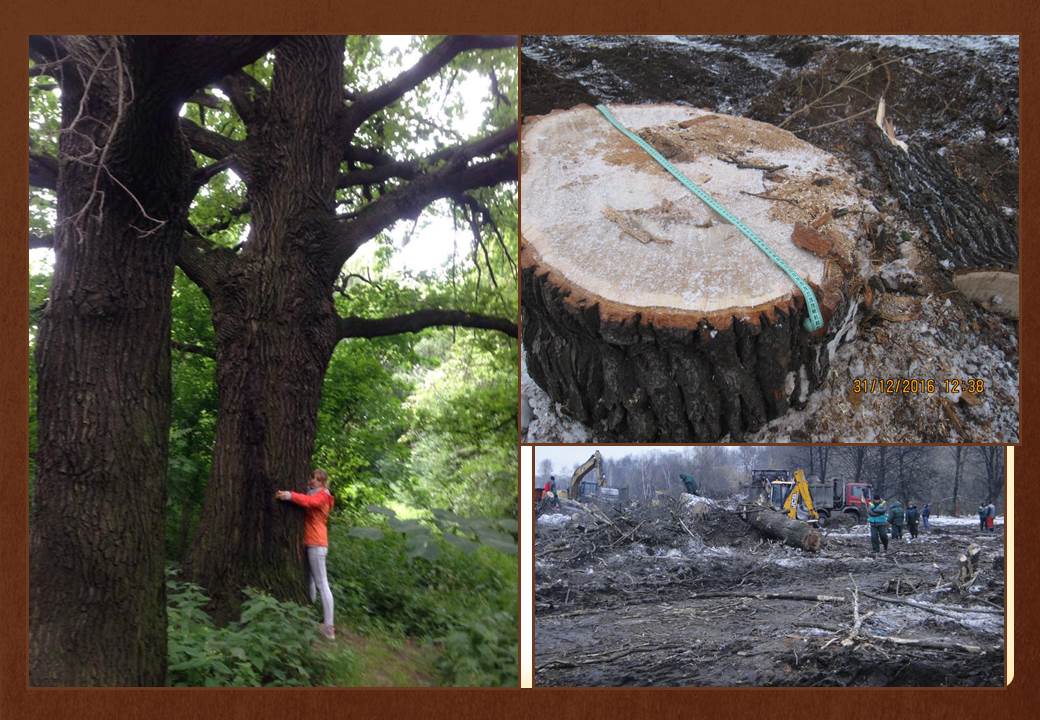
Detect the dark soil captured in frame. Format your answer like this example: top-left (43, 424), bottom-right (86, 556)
top-left (522, 35), bottom-right (1018, 214)
top-left (535, 498), bottom-right (1005, 686)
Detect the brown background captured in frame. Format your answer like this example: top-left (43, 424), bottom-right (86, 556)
top-left (2, 0), bottom-right (1036, 717)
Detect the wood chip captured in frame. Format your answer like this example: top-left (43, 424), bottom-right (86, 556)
top-left (791, 222), bottom-right (834, 257)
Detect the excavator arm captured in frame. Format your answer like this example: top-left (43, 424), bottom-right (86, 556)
top-left (782, 469), bottom-right (819, 520)
top-left (568, 451), bottom-right (605, 499)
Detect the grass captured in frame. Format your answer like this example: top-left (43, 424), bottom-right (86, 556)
top-left (327, 627), bottom-right (437, 686)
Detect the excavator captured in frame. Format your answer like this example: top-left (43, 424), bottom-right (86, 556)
top-left (751, 468), bottom-right (873, 523)
top-left (751, 468), bottom-right (820, 522)
top-left (567, 450), bottom-right (606, 500)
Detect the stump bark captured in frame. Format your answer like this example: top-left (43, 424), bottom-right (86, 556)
top-left (868, 127), bottom-right (1018, 270)
top-left (521, 104), bottom-right (867, 440)
top-left (743, 506), bottom-right (822, 553)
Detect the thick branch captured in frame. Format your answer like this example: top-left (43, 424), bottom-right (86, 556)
top-left (178, 231), bottom-right (237, 300)
top-left (29, 151), bottom-right (58, 190)
top-left (217, 69), bottom-right (269, 127)
top-left (29, 36), bottom-right (64, 64)
top-left (191, 157), bottom-right (235, 189)
top-left (179, 118), bottom-right (239, 161)
top-left (333, 153), bottom-right (516, 269)
top-left (172, 341), bottom-right (215, 359)
top-left (161, 36), bottom-right (281, 102)
top-left (29, 232), bottom-right (54, 250)
top-left (338, 309), bottom-right (517, 339)
top-left (342, 35), bottom-right (516, 138)
top-left (344, 145), bottom-right (396, 166)
top-left (337, 122), bottom-right (518, 190)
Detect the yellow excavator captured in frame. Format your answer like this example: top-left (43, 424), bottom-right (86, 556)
top-left (782, 469), bottom-right (820, 521)
top-left (567, 450), bottom-right (606, 500)
top-left (752, 468), bottom-right (820, 521)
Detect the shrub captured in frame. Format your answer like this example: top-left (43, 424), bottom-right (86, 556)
top-left (326, 515), bottom-right (517, 686)
top-left (166, 576), bottom-right (357, 686)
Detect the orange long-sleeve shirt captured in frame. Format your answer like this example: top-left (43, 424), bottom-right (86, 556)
top-left (289, 489), bottom-right (335, 547)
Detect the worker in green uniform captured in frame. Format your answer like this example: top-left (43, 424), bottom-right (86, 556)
top-left (867, 497), bottom-right (889, 554)
top-left (679, 473), bottom-right (698, 495)
top-left (888, 500), bottom-right (905, 540)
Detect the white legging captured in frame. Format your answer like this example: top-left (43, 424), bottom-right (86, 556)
top-left (306, 546), bottom-right (334, 627)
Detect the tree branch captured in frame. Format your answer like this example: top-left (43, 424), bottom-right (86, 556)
top-left (333, 153), bottom-right (516, 270)
top-left (338, 309), bottom-right (517, 340)
top-left (29, 232), bottom-right (54, 250)
top-left (29, 151), bottom-right (58, 190)
top-left (179, 117), bottom-right (240, 161)
top-left (217, 69), bottom-right (269, 127)
top-left (342, 35), bottom-right (516, 139)
top-left (160, 36), bottom-right (281, 102)
top-left (344, 144), bottom-right (396, 166)
top-left (178, 231), bottom-right (237, 301)
top-left (191, 156), bottom-right (235, 189)
top-left (337, 122), bottom-right (518, 190)
top-left (172, 340), bottom-right (216, 359)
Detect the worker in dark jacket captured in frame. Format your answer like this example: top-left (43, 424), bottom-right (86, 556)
top-left (905, 503), bottom-right (920, 540)
top-left (888, 500), bottom-right (905, 540)
top-left (978, 503), bottom-right (988, 531)
top-left (921, 503), bottom-right (931, 531)
top-left (867, 498), bottom-right (889, 554)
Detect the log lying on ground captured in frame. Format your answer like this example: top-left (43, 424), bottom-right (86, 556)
top-left (868, 127), bottom-right (1018, 270)
top-left (521, 104), bottom-right (869, 440)
top-left (741, 505), bottom-right (822, 552)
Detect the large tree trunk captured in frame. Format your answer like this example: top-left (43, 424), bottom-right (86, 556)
top-left (29, 38), bottom-right (193, 686)
top-left (742, 506), bottom-right (822, 552)
top-left (187, 37), bottom-right (344, 611)
top-left (521, 104), bottom-right (865, 441)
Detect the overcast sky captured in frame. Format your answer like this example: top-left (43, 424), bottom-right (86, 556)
top-left (532, 446), bottom-right (741, 486)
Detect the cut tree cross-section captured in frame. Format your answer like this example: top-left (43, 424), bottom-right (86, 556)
top-left (521, 104), bottom-right (870, 441)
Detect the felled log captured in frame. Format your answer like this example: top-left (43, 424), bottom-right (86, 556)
top-left (868, 126), bottom-right (1018, 270)
top-left (521, 104), bottom-right (867, 441)
top-left (742, 505), bottom-right (822, 552)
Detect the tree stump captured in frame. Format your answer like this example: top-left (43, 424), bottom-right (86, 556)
top-left (521, 104), bottom-right (868, 440)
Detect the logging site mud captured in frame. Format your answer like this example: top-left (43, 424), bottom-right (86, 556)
top-left (520, 36), bottom-right (1019, 443)
top-left (535, 498), bottom-right (1005, 686)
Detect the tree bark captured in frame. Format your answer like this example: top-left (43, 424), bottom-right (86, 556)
top-left (187, 37), bottom-right (344, 612)
top-left (180, 36), bottom-right (518, 616)
top-left (29, 33), bottom-right (279, 687)
top-left (869, 127), bottom-right (1017, 270)
top-left (29, 37), bottom-right (194, 686)
top-left (742, 506), bottom-right (822, 552)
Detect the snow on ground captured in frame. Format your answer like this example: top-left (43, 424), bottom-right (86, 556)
top-left (929, 514), bottom-right (1005, 527)
top-left (537, 513), bottom-right (572, 527)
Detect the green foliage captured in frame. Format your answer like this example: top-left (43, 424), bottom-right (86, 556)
top-left (166, 574), bottom-right (359, 687)
top-left (327, 515), bottom-right (517, 686)
top-left (405, 333), bottom-right (518, 518)
top-left (436, 609), bottom-right (517, 686)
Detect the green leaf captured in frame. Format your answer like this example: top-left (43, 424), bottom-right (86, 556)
top-left (348, 527), bottom-right (385, 541)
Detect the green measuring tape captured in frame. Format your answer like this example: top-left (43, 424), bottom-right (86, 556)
top-left (594, 104), bottom-right (824, 332)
